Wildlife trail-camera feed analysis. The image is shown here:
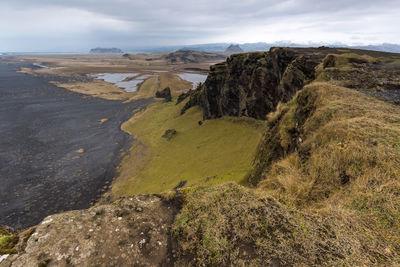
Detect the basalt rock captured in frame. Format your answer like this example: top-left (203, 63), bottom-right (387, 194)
top-left (162, 129), bottom-right (177, 141)
top-left (155, 87), bottom-right (172, 102)
top-left (181, 47), bottom-right (322, 120)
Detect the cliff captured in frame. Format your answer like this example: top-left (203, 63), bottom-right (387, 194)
top-left (2, 48), bottom-right (400, 266)
top-left (181, 47), bottom-right (326, 119)
top-left (181, 47), bottom-right (400, 120)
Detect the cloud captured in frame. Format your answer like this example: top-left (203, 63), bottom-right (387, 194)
top-left (0, 0), bottom-right (399, 51)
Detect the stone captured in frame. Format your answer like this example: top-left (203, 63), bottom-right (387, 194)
top-left (162, 129), bottom-right (177, 141)
top-left (155, 87), bottom-right (172, 102)
top-left (2, 196), bottom-right (177, 266)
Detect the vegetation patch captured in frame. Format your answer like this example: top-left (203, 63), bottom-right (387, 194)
top-left (249, 81), bottom-right (400, 257)
top-left (0, 228), bottom-right (18, 255)
top-left (171, 183), bottom-right (393, 265)
top-left (111, 99), bottom-right (264, 196)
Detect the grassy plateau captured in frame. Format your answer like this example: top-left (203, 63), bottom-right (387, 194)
top-left (111, 99), bottom-right (264, 196)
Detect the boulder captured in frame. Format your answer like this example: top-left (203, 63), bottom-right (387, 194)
top-left (155, 87), bottom-right (172, 102)
top-left (162, 129), bottom-right (177, 141)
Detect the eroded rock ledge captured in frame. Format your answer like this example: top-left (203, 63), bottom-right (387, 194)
top-left (1, 195), bottom-right (177, 266)
top-left (181, 47), bottom-right (324, 120)
top-left (181, 47), bottom-right (400, 120)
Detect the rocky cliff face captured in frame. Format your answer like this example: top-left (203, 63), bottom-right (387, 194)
top-left (182, 46), bottom-right (400, 120)
top-left (182, 47), bottom-right (327, 120)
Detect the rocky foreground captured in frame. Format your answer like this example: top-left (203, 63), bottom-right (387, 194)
top-left (1, 195), bottom-right (177, 266)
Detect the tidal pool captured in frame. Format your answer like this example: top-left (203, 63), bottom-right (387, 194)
top-left (89, 73), bottom-right (153, 92)
top-left (177, 73), bottom-right (208, 89)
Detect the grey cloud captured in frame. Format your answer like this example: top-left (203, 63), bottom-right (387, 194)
top-left (0, 0), bottom-right (399, 51)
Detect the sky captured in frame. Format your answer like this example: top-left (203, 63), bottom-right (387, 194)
top-left (0, 0), bottom-right (399, 52)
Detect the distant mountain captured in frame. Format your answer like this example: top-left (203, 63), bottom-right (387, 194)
top-left (163, 49), bottom-right (226, 64)
top-left (126, 42), bottom-right (400, 54)
top-left (350, 43), bottom-right (400, 53)
top-left (224, 44), bottom-right (244, 55)
top-left (89, 47), bottom-right (123, 53)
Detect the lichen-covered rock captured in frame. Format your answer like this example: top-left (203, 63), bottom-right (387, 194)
top-left (2, 195), bottom-right (177, 267)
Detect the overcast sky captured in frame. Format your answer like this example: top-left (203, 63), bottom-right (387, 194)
top-left (0, 0), bottom-right (399, 52)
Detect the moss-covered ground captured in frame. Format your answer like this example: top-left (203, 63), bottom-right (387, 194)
top-left (111, 99), bottom-right (264, 196)
top-left (0, 228), bottom-right (18, 254)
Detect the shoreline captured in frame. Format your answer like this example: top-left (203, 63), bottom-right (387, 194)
top-left (0, 60), bottom-right (152, 229)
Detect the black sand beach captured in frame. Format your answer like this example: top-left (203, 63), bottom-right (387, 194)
top-left (0, 60), bottom-right (151, 229)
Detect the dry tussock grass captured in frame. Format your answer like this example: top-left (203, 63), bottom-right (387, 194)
top-left (256, 82), bottom-right (400, 257)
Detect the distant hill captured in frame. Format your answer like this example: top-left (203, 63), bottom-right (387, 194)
top-left (351, 43), bottom-right (400, 53)
top-left (163, 49), bottom-right (226, 64)
top-left (89, 47), bottom-right (123, 53)
top-left (224, 44), bottom-right (244, 55)
top-left (126, 42), bottom-right (400, 54)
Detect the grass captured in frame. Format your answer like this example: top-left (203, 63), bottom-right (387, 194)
top-left (133, 76), bottom-right (160, 99)
top-left (0, 236), bottom-right (12, 248)
top-left (159, 72), bottom-right (192, 96)
top-left (110, 99), bottom-right (264, 196)
top-left (0, 228), bottom-right (18, 255)
top-left (99, 118), bottom-right (109, 124)
top-left (171, 183), bottom-right (392, 265)
top-left (251, 81), bottom-right (400, 255)
top-left (51, 80), bottom-right (133, 101)
top-left (12, 53), bottom-right (205, 102)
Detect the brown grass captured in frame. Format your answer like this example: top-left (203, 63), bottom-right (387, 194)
top-left (51, 80), bottom-right (134, 101)
top-left (159, 72), bottom-right (192, 96)
top-left (12, 54), bottom-right (209, 101)
top-left (253, 82), bottom-right (400, 255)
top-left (171, 183), bottom-right (395, 265)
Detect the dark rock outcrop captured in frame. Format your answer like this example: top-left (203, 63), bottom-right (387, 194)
top-left (224, 44), bottom-right (244, 55)
top-left (155, 87), bottom-right (172, 102)
top-left (122, 53), bottom-right (134, 60)
top-left (162, 129), bottom-right (177, 140)
top-left (182, 47), bottom-right (322, 120)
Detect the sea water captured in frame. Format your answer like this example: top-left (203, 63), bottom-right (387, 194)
top-left (177, 73), bottom-right (207, 89)
top-left (89, 73), bottom-right (153, 92)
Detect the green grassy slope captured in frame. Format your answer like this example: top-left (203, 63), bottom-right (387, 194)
top-left (112, 99), bottom-right (264, 196)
